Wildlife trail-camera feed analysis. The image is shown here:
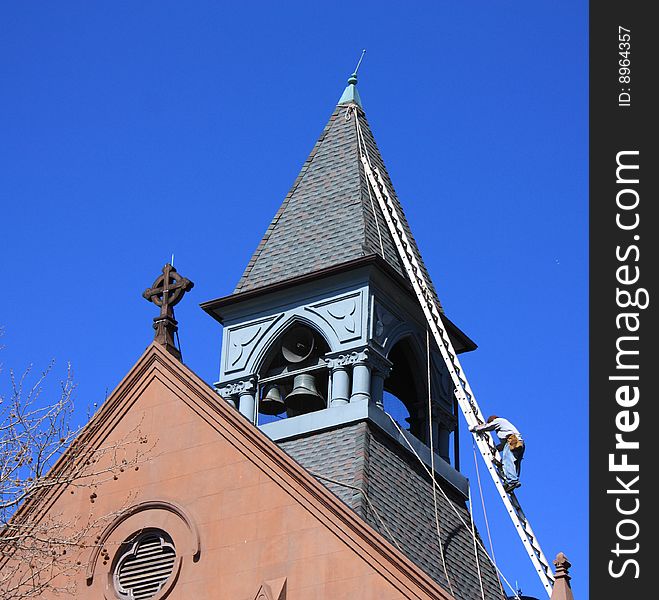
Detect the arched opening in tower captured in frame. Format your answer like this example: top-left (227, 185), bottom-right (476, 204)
top-left (256, 323), bottom-right (330, 425)
top-left (384, 337), bottom-right (426, 442)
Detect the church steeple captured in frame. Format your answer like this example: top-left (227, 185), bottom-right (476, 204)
top-left (201, 73), bottom-right (503, 600)
top-left (232, 68), bottom-right (444, 316)
top-left (203, 67), bottom-right (477, 437)
top-left (203, 67), bottom-right (477, 419)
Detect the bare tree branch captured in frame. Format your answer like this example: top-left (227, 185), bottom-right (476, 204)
top-left (0, 348), bottom-right (152, 599)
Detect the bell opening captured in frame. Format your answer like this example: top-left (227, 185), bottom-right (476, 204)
top-left (257, 324), bottom-right (330, 424)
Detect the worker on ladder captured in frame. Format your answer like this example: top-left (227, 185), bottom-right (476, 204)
top-left (470, 415), bottom-right (525, 493)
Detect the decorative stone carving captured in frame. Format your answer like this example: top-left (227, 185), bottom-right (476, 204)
top-left (216, 377), bottom-right (258, 420)
top-left (305, 292), bottom-right (362, 343)
top-left (229, 325), bottom-right (262, 366)
top-left (215, 388), bottom-right (236, 408)
top-left (324, 347), bottom-right (392, 408)
top-left (372, 301), bottom-right (401, 348)
top-left (328, 299), bottom-right (357, 333)
top-left (324, 345), bottom-right (391, 370)
top-left (216, 377), bottom-right (256, 398)
top-left (325, 348), bottom-right (369, 369)
top-left (224, 315), bottom-right (282, 374)
top-left (253, 577), bottom-right (287, 600)
top-left (366, 347), bottom-right (393, 378)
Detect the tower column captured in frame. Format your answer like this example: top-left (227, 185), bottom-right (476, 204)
top-left (325, 353), bottom-right (351, 406)
top-left (350, 348), bottom-right (373, 403)
top-left (428, 404), bottom-right (457, 463)
top-left (239, 390), bottom-right (256, 422)
top-left (216, 377), bottom-right (256, 422)
top-left (330, 366), bottom-right (350, 406)
top-left (351, 362), bottom-right (371, 402)
top-left (368, 350), bottom-right (393, 410)
top-left (371, 372), bottom-right (386, 409)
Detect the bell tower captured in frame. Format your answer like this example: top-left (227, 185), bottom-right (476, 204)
top-left (202, 72), bottom-right (504, 599)
top-left (202, 72), bottom-right (475, 463)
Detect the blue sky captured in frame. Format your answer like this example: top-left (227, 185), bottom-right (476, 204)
top-left (0, 2), bottom-right (588, 598)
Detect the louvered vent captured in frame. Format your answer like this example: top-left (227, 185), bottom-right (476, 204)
top-left (113, 530), bottom-right (176, 600)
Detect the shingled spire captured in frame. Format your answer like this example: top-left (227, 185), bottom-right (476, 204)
top-left (233, 72), bottom-right (443, 311)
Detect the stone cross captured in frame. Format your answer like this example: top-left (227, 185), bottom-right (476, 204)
top-left (143, 264), bottom-right (194, 360)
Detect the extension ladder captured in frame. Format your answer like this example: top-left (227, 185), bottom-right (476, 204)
top-left (354, 112), bottom-right (555, 597)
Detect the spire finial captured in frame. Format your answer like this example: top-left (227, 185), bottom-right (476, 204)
top-left (339, 49), bottom-right (366, 107)
top-left (549, 552), bottom-right (575, 600)
top-left (349, 49), bottom-right (366, 83)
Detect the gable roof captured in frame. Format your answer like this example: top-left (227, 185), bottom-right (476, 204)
top-left (233, 95), bottom-right (443, 311)
top-left (6, 343), bottom-right (455, 600)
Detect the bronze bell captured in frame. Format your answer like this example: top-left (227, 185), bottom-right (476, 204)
top-left (281, 326), bottom-right (316, 364)
top-left (259, 384), bottom-right (286, 415)
top-left (285, 373), bottom-right (325, 416)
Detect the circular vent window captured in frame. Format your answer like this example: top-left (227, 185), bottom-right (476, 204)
top-left (113, 529), bottom-right (176, 600)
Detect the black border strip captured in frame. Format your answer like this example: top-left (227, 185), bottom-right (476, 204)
top-left (590, 2), bottom-right (654, 596)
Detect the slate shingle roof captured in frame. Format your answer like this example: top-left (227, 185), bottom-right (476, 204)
top-left (279, 421), bottom-right (505, 600)
top-left (234, 100), bottom-right (443, 311)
